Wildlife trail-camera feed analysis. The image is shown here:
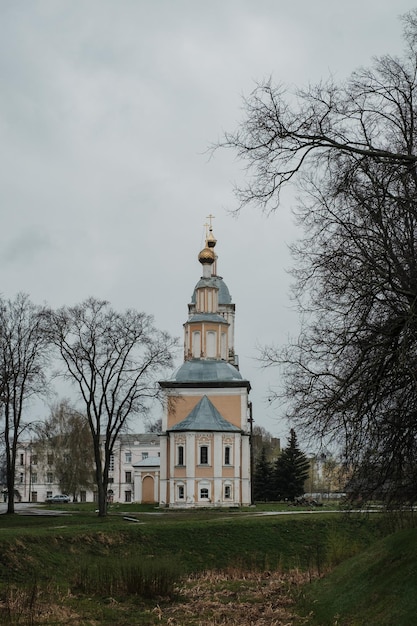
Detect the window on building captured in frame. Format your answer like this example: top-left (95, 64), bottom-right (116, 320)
top-left (200, 446), bottom-right (208, 465)
top-left (178, 485), bottom-right (185, 499)
top-left (31, 492), bottom-right (37, 503)
top-left (109, 455), bottom-right (115, 471)
top-left (80, 491), bottom-right (86, 503)
top-left (31, 473), bottom-right (37, 484)
top-left (46, 490), bottom-right (52, 500)
top-left (125, 490), bottom-right (132, 503)
top-left (224, 484), bottom-right (232, 499)
top-left (125, 471), bottom-right (132, 483)
top-left (125, 452), bottom-right (132, 463)
top-left (46, 472), bottom-right (53, 484)
top-left (224, 446), bottom-right (231, 465)
top-left (221, 332), bottom-right (227, 360)
top-left (206, 331), bottom-right (216, 358)
top-left (177, 445), bottom-right (184, 466)
top-left (19, 473), bottom-right (23, 483)
top-left (31, 454), bottom-right (38, 465)
top-left (20, 454), bottom-right (24, 466)
top-left (192, 331), bottom-right (201, 358)
top-left (200, 487), bottom-right (209, 499)
top-left (108, 477), bottom-right (114, 484)
top-left (142, 452), bottom-right (148, 460)
top-left (47, 454), bottom-right (54, 466)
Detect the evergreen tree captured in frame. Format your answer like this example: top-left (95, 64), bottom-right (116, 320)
top-left (273, 429), bottom-right (310, 501)
top-left (253, 446), bottom-right (273, 501)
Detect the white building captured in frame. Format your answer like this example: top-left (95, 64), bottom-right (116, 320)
top-left (15, 433), bottom-right (160, 504)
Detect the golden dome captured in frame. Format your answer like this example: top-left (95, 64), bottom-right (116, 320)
top-left (206, 230), bottom-right (217, 248)
top-left (198, 246), bottom-right (215, 264)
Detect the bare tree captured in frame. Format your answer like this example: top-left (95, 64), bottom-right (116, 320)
top-left (35, 399), bottom-right (95, 501)
top-left (50, 298), bottom-right (177, 516)
top-left (219, 11), bottom-right (417, 213)
top-left (221, 11), bottom-right (417, 503)
top-left (251, 424), bottom-right (280, 463)
top-left (0, 294), bottom-right (50, 514)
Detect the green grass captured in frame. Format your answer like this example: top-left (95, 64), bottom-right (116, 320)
top-left (298, 526), bottom-right (417, 625)
top-left (0, 506), bottom-right (412, 624)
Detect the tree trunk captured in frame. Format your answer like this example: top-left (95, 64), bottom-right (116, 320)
top-left (6, 457), bottom-right (15, 514)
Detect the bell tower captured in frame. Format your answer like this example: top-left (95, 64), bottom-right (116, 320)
top-left (159, 219), bottom-right (251, 508)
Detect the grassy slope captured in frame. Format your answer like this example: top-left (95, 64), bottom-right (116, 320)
top-left (300, 527), bottom-right (417, 626)
top-left (0, 511), bottom-right (387, 583)
top-left (0, 508), bottom-right (413, 625)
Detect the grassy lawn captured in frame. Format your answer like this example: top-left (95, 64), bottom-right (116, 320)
top-left (0, 504), bottom-right (412, 624)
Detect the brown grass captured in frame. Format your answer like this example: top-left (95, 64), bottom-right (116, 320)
top-left (153, 568), bottom-right (317, 625)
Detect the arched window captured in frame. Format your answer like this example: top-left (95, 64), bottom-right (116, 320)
top-left (192, 331), bottom-right (201, 358)
top-left (206, 331), bottom-right (216, 358)
top-left (221, 332), bottom-right (227, 360)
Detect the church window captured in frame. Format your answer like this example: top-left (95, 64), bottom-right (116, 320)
top-left (125, 452), bottom-right (132, 463)
top-left (125, 471), bottom-right (132, 483)
top-left (224, 446), bottom-right (231, 465)
top-left (200, 488), bottom-right (209, 499)
top-left (178, 485), bottom-right (185, 499)
top-left (221, 332), bottom-right (227, 359)
top-left (177, 445), bottom-right (184, 466)
top-left (192, 331), bottom-right (201, 358)
top-left (224, 484), bottom-right (232, 499)
top-left (206, 331), bottom-right (216, 357)
top-left (142, 452), bottom-right (148, 460)
top-left (31, 473), bottom-right (37, 484)
top-left (200, 445), bottom-right (208, 465)
top-left (124, 490), bottom-right (132, 503)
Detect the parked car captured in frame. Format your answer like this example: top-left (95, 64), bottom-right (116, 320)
top-left (45, 494), bottom-right (71, 503)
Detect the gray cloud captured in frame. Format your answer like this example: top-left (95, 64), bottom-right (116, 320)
top-left (0, 0), bottom-right (414, 438)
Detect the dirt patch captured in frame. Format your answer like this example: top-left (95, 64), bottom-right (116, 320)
top-left (153, 568), bottom-right (316, 625)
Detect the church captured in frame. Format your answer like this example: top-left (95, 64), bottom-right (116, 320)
top-left (15, 220), bottom-right (252, 507)
top-left (157, 219), bottom-right (252, 507)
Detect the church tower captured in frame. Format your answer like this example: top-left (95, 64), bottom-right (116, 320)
top-left (159, 219), bottom-right (252, 507)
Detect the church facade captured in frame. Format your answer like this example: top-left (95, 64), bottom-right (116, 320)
top-left (158, 222), bottom-right (252, 507)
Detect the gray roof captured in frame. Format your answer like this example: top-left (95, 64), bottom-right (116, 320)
top-left (187, 313), bottom-right (228, 324)
top-left (169, 359), bottom-right (243, 382)
top-left (168, 395), bottom-right (241, 432)
top-left (132, 456), bottom-right (160, 468)
top-left (191, 276), bottom-right (232, 305)
top-left (101, 433), bottom-right (159, 446)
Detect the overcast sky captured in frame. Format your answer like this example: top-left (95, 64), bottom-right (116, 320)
top-left (1, 1), bottom-right (415, 442)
